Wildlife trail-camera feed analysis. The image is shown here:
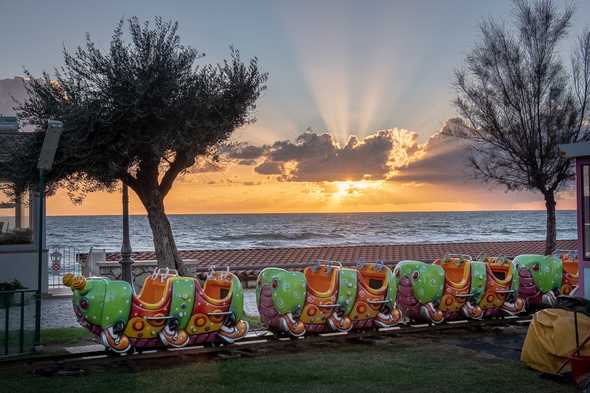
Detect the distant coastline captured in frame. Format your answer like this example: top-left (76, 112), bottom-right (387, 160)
top-left (44, 208), bottom-right (577, 218)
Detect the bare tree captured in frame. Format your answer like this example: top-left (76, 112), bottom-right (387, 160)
top-left (452, 0), bottom-right (590, 254)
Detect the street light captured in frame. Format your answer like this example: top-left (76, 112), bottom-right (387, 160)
top-left (34, 120), bottom-right (63, 350)
top-left (119, 183), bottom-right (134, 284)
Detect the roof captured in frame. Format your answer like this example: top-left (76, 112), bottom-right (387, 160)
top-left (89, 239), bottom-right (578, 278)
top-left (560, 142), bottom-right (590, 158)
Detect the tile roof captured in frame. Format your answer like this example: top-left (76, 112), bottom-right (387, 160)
top-left (92, 239), bottom-right (577, 278)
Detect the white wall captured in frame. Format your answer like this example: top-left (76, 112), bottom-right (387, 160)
top-left (0, 193), bottom-right (48, 293)
top-left (0, 247), bottom-right (47, 293)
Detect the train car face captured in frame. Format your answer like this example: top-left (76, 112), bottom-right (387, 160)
top-left (256, 267), bottom-right (308, 337)
top-left (257, 268), bottom-right (307, 315)
top-left (64, 273), bottom-right (132, 333)
top-left (394, 260), bottom-right (444, 304)
top-left (514, 255), bottom-right (562, 291)
top-left (64, 274), bottom-right (106, 329)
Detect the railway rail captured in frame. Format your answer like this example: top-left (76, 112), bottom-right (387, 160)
top-left (0, 314), bottom-right (532, 377)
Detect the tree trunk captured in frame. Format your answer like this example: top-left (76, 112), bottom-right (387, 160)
top-left (143, 193), bottom-right (185, 274)
top-left (543, 191), bottom-right (557, 256)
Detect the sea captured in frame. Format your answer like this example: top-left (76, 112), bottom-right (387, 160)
top-left (45, 210), bottom-right (578, 253)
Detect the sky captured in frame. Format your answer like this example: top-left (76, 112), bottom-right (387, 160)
top-left (0, 0), bottom-right (588, 215)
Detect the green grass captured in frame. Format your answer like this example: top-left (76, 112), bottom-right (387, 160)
top-left (243, 314), bottom-right (263, 330)
top-left (2, 338), bottom-right (575, 393)
top-left (41, 327), bottom-right (93, 346)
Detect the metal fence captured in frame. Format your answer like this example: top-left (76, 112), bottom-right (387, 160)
top-left (0, 289), bottom-right (37, 357)
top-left (48, 246), bottom-right (82, 288)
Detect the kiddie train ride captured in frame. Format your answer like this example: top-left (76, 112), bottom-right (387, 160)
top-left (64, 251), bottom-right (579, 352)
top-left (63, 267), bottom-right (248, 353)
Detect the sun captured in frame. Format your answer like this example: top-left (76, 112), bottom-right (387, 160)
top-left (331, 180), bottom-right (381, 199)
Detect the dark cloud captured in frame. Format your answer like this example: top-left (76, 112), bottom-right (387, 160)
top-left (243, 119), bottom-right (478, 186)
top-left (189, 158), bottom-right (225, 173)
top-left (237, 159), bottom-right (258, 166)
top-left (393, 118), bottom-right (474, 184)
top-left (252, 130), bottom-right (421, 182)
top-left (228, 144), bottom-right (266, 160)
top-left (254, 161), bottom-right (283, 175)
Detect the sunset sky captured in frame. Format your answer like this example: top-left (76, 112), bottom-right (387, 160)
top-left (1, 0), bottom-right (588, 215)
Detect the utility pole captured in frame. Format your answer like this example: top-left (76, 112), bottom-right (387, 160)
top-left (119, 183), bottom-right (134, 284)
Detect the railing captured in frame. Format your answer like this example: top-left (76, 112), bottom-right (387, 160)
top-left (48, 246), bottom-right (82, 288)
top-left (0, 289), bottom-right (36, 357)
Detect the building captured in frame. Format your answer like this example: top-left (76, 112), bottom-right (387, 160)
top-left (0, 116), bottom-right (47, 293)
top-left (560, 142), bottom-right (590, 299)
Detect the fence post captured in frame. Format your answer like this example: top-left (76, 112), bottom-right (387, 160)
top-left (4, 302), bottom-right (9, 355)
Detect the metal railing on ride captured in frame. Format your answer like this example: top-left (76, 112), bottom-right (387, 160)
top-left (0, 289), bottom-right (37, 357)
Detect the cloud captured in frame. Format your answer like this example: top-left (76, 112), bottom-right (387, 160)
top-left (393, 118), bottom-right (474, 184)
top-left (254, 161), bottom-right (284, 175)
top-left (228, 144), bottom-right (267, 160)
top-left (188, 158), bottom-right (225, 173)
top-left (252, 129), bottom-right (423, 182)
top-left (237, 159), bottom-right (258, 166)
top-left (237, 118), bottom-right (482, 188)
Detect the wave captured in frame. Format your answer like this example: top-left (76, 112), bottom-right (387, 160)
top-left (208, 231), bottom-right (344, 242)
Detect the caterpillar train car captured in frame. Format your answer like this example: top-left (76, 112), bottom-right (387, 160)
top-left (256, 261), bottom-right (400, 336)
top-left (256, 252), bottom-right (579, 337)
top-left (63, 268), bottom-right (249, 353)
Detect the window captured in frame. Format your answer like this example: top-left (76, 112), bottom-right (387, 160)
top-left (0, 182), bottom-right (32, 245)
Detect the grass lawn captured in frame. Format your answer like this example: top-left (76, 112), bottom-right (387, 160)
top-left (2, 334), bottom-right (575, 393)
top-left (41, 327), bottom-right (94, 347)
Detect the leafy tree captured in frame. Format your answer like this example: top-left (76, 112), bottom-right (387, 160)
top-left (452, 0), bottom-right (590, 254)
top-left (6, 17), bottom-right (268, 272)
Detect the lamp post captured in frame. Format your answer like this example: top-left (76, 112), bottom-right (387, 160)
top-left (34, 120), bottom-right (63, 350)
top-left (119, 183), bottom-right (134, 284)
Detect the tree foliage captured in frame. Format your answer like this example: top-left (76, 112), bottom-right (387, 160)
top-left (4, 17), bottom-right (268, 270)
top-left (452, 0), bottom-right (590, 254)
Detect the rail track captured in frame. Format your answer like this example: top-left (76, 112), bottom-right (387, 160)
top-left (0, 314), bottom-right (532, 377)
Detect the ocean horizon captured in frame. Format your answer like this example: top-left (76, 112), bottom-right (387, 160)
top-left (45, 210), bottom-right (578, 253)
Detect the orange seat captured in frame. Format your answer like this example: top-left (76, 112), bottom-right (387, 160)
top-left (135, 274), bottom-right (174, 310)
top-left (203, 274), bottom-right (233, 302)
top-left (488, 262), bottom-right (512, 285)
top-left (358, 265), bottom-right (388, 294)
top-left (563, 259), bottom-right (579, 277)
top-left (435, 259), bottom-right (470, 289)
top-left (138, 276), bottom-right (168, 304)
top-left (304, 265), bottom-right (338, 297)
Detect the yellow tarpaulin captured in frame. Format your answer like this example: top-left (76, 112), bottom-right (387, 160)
top-left (521, 308), bottom-right (590, 375)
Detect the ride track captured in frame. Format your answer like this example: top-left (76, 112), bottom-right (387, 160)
top-left (0, 314), bottom-right (533, 377)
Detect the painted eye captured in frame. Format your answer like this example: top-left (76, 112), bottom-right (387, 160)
top-left (272, 278), bottom-right (279, 289)
top-left (394, 268), bottom-right (401, 278)
top-left (532, 264), bottom-right (540, 272)
top-left (412, 271), bottom-right (420, 281)
top-left (79, 298), bottom-right (89, 310)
